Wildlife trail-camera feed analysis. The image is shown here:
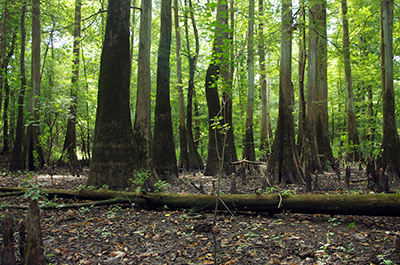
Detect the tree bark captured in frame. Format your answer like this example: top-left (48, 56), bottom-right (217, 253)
top-left (315, 0), bottom-right (335, 167)
top-left (26, 0), bottom-right (45, 170)
top-left (87, 0), bottom-right (137, 190)
top-left (24, 200), bottom-right (45, 265)
top-left (244, 0), bottom-right (255, 161)
top-left (184, 0), bottom-right (204, 171)
top-left (61, 0), bottom-right (81, 165)
top-left (342, 0), bottom-right (360, 162)
top-left (2, 187), bottom-right (400, 217)
top-left (152, 0), bottom-right (178, 180)
top-left (268, 0), bottom-right (304, 185)
top-left (134, 0), bottom-right (157, 182)
top-left (296, 0), bottom-right (306, 157)
top-left (204, 0), bottom-right (230, 176)
top-left (174, 0), bottom-right (189, 170)
top-left (10, 1), bottom-right (27, 171)
top-left (302, 3), bottom-right (323, 174)
top-left (380, 0), bottom-right (400, 180)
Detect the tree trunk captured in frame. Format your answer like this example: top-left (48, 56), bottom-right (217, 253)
top-left (221, 0), bottom-right (237, 165)
top-left (184, 0), bottom-right (204, 171)
top-left (342, 0), bottom-right (360, 162)
top-left (296, 0), bottom-right (306, 156)
top-left (302, 3), bottom-right (323, 174)
top-left (268, 0), bottom-right (304, 185)
top-left (174, 0), bottom-right (189, 170)
top-left (26, 0), bottom-right (45, 170)
top-left (152, 0), bottom-right (178, 180)
top-left (1, 210), bottom-right (16, 265)
top-left (87, 0), bottom-right (137, 190)
top-left (380, 0), bottom-right (400, 180)
top-left (315, 0), bottom-right (335, 168)
top-left (2, 187), bottom-right (400, 217)
top-left (61, 0), bottom-right (81, 165)
top-left (134, 0), bottom-right (157, 182)
top-left (259, 0), bottom-right (269, 160)
top-left (244, 0), bottom-right (255, 161)
top-left (204, 0), bottom-right (230, 176)
top-left (10, 2), bottom-right (27, 171)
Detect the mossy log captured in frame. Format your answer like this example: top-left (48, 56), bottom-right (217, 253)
top-left (0, 187), bottom-right (399, 217)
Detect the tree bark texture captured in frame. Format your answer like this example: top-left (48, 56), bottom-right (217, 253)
top-left (315, 1), bottom-right (335, 167)
top-left (26, 0), bottom-right (45, 170)
top-left (1, 210), bottom-right (16, 265)
top-left (87, 0), bottom-right (137, 190)
top-left (134, 0), bottom-right (156, 179)
top-left (174, 0), bottom-right (189, 170)
top-left (61, 0), bottom-right (81, 165)
top-left (244, 0), bottom-right (255, 161)
top-left (380, 0), bottom-right (400, 180)
top-left (10, 2), bottom-right (27, 171)
top-left (184, 0), bottom-right (204, 171)
top-left (2, 187), bottom-right (400, 217)
top-left (204, 0), bottom-right (230, 176)
top-left (24, 200), bottom-right (45, 265)
top-left (342, 0), bottom-right (360, 162)
top-left (152, 0), bottom-right (178, 180)
top-left (303, 4), bottom-right (323, 174)
top-left (268, 0), bottom-right (304, 185)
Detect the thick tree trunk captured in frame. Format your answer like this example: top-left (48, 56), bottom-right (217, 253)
top-left (184, 0), bottom-right (204, 171)
top-left (268, 0), bottom-right (304, 185)
top-left (2, 187), bottom-right (400, 217)
top-left (152, 0), bottom-right (178, 180)
top-left (1, 210), bottom-right (16, 265)
top-left (174, 0), bottom-right (189, 170)
top-left (87, 0), bottom-right (137, 190)
top-left (380, 0), bottom-right (400, 180)
top-left (204, 0), bottom-right (230, 176)
top-left (61, 0), bottom-right (81, 165)
top-left (302, 4), bottom-right (323, 174)
top-left (342, 0), bottom-right (360, 162)
top-left (296, 0), bottom-right (306, 156)
top-left (134, 0), bottom-right (157, 182)
top-left (244, 0), bottom-right (255, 161)
top-left (10, 2), bottom-right (27, 171)
top-left (26, 0), bottom-right (45, 170)
top-left (259, 0), bottom-right (269, 160)
top-left (315, 1), bottom-right (335, 168)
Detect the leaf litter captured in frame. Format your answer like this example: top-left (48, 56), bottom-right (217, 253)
top-left (0, 166), bottom-right (399, 264)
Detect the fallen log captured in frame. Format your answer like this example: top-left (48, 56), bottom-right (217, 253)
top-left (0, 187), bottom-right (399, 217)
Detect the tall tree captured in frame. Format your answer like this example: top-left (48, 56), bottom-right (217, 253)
top-left (380, 0), bottom-right (400, 179)
top-left (259, 0), bottom-right (269, 160)
top-left (87, 0), bottom-right (137, 190)
top-left (152, 0), bottom-right (178, 180)
top-left (184, 0), bottom-right (204, 170)
top-left (203, 0), bottom-right (230, 176)
top-left (244, 0), bottom-right (255, 161)
top-left (268, 0), bottom-right (304, 184)
top-left (174, 0), bottom-right (189, 169)
top-left (296, 0), bottom-right (306, 156)
top-left (315, 0), bottom-right (335, 167)
top-left (341, 0), bottom-right (360, 162)
top-left (61, 0), bottom-right (81, 165)
top-left (10, 1), bottom-right (27, 171)
top-left (26, 0), bottom-right (45, 170)
top-left (134, 0), bottom-right (156, 180)
top-left (303, 3), bottom-right (323, 174)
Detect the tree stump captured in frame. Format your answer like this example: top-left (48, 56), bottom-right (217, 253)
top-left (378, 168), bottom-right (389, 193)
top-left (1, 209), bottom-right (16, 265)
top-left (24, 200), bottom-right (46, 265)
top-left (18, 219), bottom-right (25, 260)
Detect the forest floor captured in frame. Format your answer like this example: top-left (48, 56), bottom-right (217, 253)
top-left (0, 164), bottom-right (400, 265)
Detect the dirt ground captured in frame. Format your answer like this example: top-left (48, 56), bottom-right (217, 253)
top-left (0, 166), bottom-right (400, 265)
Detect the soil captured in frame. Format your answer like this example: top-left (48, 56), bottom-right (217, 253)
top-left (0, 166), bottom-right (400, 265)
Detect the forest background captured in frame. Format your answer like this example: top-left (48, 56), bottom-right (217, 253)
top-left (0, 0), bottom-right (399, 189)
